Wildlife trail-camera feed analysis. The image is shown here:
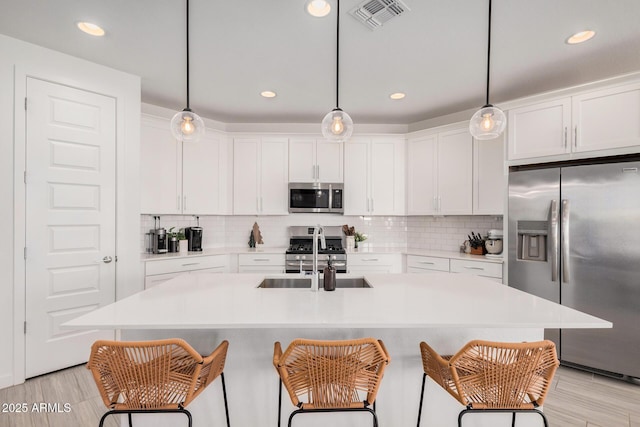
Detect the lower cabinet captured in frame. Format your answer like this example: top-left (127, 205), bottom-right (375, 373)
top-left (407, 254), bottom-right (503, 283)
top-left (238, 253), bottom-right (286, 273)
top-left (347, 253), bottom-right (402, 273)
top-left (144, 255), bottom-right (228, 288)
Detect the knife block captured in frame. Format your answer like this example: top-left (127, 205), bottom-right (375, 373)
top-left (470, 246), bottom-right (485, 255)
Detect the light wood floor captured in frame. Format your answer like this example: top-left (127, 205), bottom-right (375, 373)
top-left (0, 364), bottom-right (639, 426)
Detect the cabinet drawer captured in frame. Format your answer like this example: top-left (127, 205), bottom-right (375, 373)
top-left (145, 255), bottom-right (228, 276)
top-left (238, 253), bottom-right (286, 266)
top-left (144, 272), bottom-right (185, 289)
top-left (348, 253), bottom-right (399, 266)
top-left (406, 255), bottom-right (449, 272)
top-left (450, 259), bottom-right (503, 279)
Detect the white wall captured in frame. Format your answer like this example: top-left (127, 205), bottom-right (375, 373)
top-left (1, 33), bottom-right (141, 388)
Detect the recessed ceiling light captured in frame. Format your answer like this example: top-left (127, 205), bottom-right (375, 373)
top-left (566, 30), bottom-right (595, 45)
top-left (306, 0), bottom-right (331, 17)
top-left (77, 22), bottom-right (105, 37)
top-left (261, 91), bottom-right (277, 98)
top-left (390, 92), bottom-right (406, 100)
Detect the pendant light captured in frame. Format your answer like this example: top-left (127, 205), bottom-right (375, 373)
top-left (321, 0), bottom-right (353, 142)
top-left (170, 0), bottom-right (204, 142)
top-left (469, 0), bottom-right (506, 140)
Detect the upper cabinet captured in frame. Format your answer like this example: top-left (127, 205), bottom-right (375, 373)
top-left (289, 139), bottom-right (343, 182)
top-left (473, 134), bottom-right (505, 215)
top-left (407, 126), bottom-right (473, 215)
top-left (233, 137), bottom-right (288, 215)
top-left (344, 137), bottom-right (405, 216)
top-left (140, 115), bottom-right (229, 215)
top-left (508, 82), bottom-right (640, 161)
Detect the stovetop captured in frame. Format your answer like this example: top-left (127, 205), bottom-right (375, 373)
top-left (286, 236), bottom-right (345, 255)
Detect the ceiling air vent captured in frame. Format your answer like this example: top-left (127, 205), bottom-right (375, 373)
top-left (350, 0), bottom-right (410, 30)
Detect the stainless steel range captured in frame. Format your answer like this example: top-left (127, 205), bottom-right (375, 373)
top-left (285, 226), bottom-right (347, 273)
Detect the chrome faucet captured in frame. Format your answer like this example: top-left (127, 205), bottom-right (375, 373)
top-left (311, 225), bottom-right (326, 291)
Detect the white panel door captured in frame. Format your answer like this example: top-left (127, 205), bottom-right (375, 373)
top-left (316, 141), bottom-right (343, 182)
top-left (370, 140), bottom-right (396, 215)
top-left (407, 136), bottom-right (437, 215)
top-left (182, 131), bottom-right (222, 214)
top-left (260, 139), bottom-right (289, 214)
top-left (438, 128), bottom-right (472, 215)
top-left (25, 78), bottom-right (116, 378)
top-left (233, 138), bottom-right (260, 214)
top-left (343, 139), bottom-right (369, 215)
top-left (140, 116), bottom-right (181, 214)
top-left (288, 139), bottom-right (315, 182)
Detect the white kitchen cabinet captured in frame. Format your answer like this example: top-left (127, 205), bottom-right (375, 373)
top-left (507, 98), bottom-right (571, 160)
top-left (473, 134), bottom-right (505, 215)
top-left (508, 82), bottom-right (640, 161)
top-left (238, 253), bottom-right (286, 273)
top-left (407, 126), bottom-right (472, 215)
top-left (347, 253), bottom-right (402, 273)
top-left (288, 139), bottom-right (343, 182)
top-left (140, 114), bottom-right (229, 214)
top-left (449, 258), bottom-right (503, 282)
top-left (344, 137), bottom-right (405, 215)
top-left (144, 254), bottom-right (228, 289)
top-left (233, 137), bottom-right (288, 215)
top-left (406, 255), bottom-right (449, 274)
top-left (572, 82), bottom-right (640, 153)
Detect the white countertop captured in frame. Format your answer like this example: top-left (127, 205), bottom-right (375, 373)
top-left (141, 246), bottom-right (289, 261)
top-left (65, 272), bottom-right (608, 330)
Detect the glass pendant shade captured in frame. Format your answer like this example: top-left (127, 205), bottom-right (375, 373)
top-left (469, 105), bottom-right (506, 140)
top-left (170, 109), bottom-right (205, 142)
top-left (321, 108), bottom-right (353, 142)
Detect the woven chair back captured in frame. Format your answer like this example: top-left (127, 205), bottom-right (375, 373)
top-left (88, 338), bottom-right (221, 410)
top-left (449, 340), bottom-right (559, 409)
top-left (275, 338), bottom-right (390, 409)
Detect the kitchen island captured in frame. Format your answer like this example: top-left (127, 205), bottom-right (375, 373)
top-left (65, 272), bottom-right (610, 427)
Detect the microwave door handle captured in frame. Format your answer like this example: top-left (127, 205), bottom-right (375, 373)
top-left (549, 199), bottom-right (559, 282)
top-left (561, 199), bottom-right (570, 283)
top-left (328, 185), bottom-right (333, 211)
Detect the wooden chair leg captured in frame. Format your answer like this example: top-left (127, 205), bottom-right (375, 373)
top-left (417, 373), bottom-right (427, 427)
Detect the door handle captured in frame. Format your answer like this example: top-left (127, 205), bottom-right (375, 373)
top-left (102, 256), bottom-right (113, 264)
top-left (561, 199), bottom-right (570, 283)
top-left (549, 199), bottom-right (559, 282)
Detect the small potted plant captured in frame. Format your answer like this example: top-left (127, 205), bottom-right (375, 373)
top-left (177, 228), bottom-right (188, 253)
top-left (354, 232), bottom-right (368, 249)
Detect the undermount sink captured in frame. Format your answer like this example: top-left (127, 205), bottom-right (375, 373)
top-left (258, 277), bottom-right (372, 289)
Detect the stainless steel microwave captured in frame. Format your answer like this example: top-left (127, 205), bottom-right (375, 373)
top-left (288, 183), bottom-right (344, 214)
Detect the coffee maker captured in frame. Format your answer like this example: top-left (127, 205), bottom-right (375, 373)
top-left (148, 216), bottom-right (168, 254)
top-left (185, 227), bottom-right (203, 252)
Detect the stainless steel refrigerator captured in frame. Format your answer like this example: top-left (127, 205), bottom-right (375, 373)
top-left (508, 159), bottom-right (640, 379)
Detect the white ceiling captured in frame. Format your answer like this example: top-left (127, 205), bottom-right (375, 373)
top-left (1, 0), bottom-right (640, 125)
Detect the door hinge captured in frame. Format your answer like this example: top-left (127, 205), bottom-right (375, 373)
top-left (24, 247), bottom-right (27, 260)
top-left (24, 321), bottom-right (27, 334)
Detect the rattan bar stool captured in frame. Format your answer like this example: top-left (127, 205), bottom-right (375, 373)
top-left (273, 338), bottom-right (391, 427)
top-left (87, 338), bottom-right (230, 427)
top-left (416, 339), bottom-right (559, 427)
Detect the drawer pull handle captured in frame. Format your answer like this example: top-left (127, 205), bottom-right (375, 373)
top-left (182, 263), bottom-right (200, 266)
top-left (418, 261), bottom-right (435, 265)
top-left (253, 258), bottom-right (271, 261)
top-left (464, 266), bottom-right (484, 270)
top-left (362, 259), bottom-right (379, 262)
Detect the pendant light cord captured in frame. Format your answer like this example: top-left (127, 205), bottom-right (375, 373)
top-left (485, 0), bottom-right (492, 106)
top-left (335, 0), bottom-right (340, 109)
top-left (186, 0), bottom-right (191, 110)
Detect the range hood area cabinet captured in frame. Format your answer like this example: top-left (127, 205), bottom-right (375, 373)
top-left (508, 81), bottom-right (640, 161)
top-left (407, 126), bottom-right (473, 215)
top-left (140, 114), bottom-right (229, 215)
top-left (343, 137), bottom-right (406, 215)
top-left (288, 138), bottom-right (343, 183)
top-left (233, 137), bottom-right (289, 215)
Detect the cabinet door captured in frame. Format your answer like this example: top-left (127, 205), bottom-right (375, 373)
top-left (573, 83), bottom-right (640, 152)
top-left (438, 128), bottom-right (472, 215)
top-left (260, 138), bottom-right (289, 214)
top-left (370, 140), bottom-right (399, 215)
top-left (316, 141), bottom-right (343, 182)
top-left (182, 130), bottom-right (222, 214)
top-left (343, 139), bottom-right (369, 215)
top-left (140, 116), bottom-right (181, 214)
top-left (507, 98), bottom-right (571, 159)
top-left (407, 136), bottom-right (437, 215)
top-left (233, 138), bottom-right (260, 214)
top-left (473, 135), bottom-right (505, 214)
top-left (288, 139), bottom-right (316, 182)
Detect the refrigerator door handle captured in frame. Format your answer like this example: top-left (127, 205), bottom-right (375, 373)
top-left (561, 199), bottom-right (570, 283)
top-left (549, 199), bottom-right (559, 282)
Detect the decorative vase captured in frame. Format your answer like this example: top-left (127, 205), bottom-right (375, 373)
top-left (346, 236), bottom-right (355, 250)
top-left (179, 239), bottom-right (188, 253)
